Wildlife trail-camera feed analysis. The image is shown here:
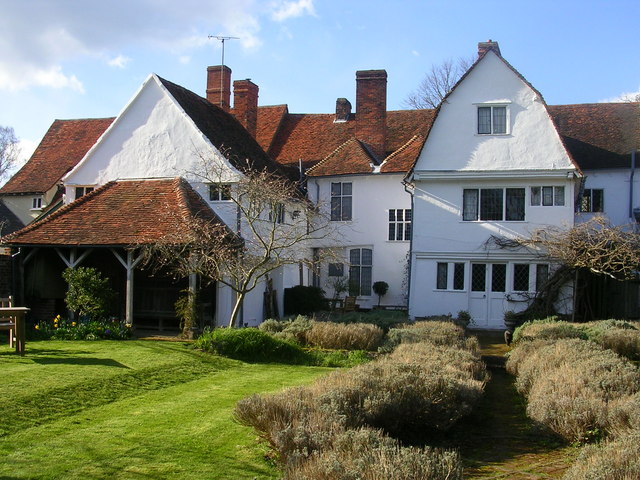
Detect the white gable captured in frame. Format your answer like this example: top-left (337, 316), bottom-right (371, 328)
top-left (64, 74), bottom-right (239, 187)
top-left (414, 51), bottom-right (575, 174)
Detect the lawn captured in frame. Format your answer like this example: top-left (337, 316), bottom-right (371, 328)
top-left (0, 340), bottom-right (332, 479)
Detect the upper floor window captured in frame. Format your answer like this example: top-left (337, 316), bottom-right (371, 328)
top-left (31, 197), bottom-right (43, 210)
top-left (331, 182), bottom-right (352, 221)
top-left (209, 183), bottom-right (231, 202)
top-left (580, 189), bottom-right (604, 213)
top-left (269, 203), bottom-right (285, 224)
top-left (531, 186), bottom-right (565, 206)
top-left (388, 208), bottom-right (412, 241)
top-left (463, 188), bottom-right (525, 221)
top-left (478, 105), bottom-right (507, 134)
top-left (75, 186), bottom-right (94, 200)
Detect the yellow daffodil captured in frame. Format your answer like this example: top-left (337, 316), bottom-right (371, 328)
top-left (35, 325), bottom-right (40, 330)
top-left (71, 322), bottom-right (77, 327)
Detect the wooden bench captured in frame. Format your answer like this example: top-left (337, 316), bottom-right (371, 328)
top-left (342, 296), bottom-right (359, 312)
top-left (0, 297), bottom-right (29, 355)
top-left (0, 297), bottom-right (15, 348)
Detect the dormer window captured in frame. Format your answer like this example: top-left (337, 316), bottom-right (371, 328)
top-left (209, 183), bottom-right (231, 201)
top-left (477, 105), bottom-right (507, 134)
top-left (31, 197), bottom-right (43, 210)
top-left (75, 186), bottom-right (94, 200)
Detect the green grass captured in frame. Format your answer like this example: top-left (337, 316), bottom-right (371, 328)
top-left (0, 340), bottom-right (332, 479)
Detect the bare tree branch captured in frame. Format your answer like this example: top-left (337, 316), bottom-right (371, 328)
top-left (403, 56), bottom-right (474, 109)
top-left (0, 126), bottom-right (20, 180)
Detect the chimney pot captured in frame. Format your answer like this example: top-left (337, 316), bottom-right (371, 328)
top-left (207, 65), bottom-right (232, 111)
top-left (335, 98), bottom-right (352, 122)
top-left (477, 40), bottom-right (501, 58)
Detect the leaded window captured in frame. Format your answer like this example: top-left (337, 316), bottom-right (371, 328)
top-left (331, 182), bottom-right (352, 221)
top-left (478, 106), bottom-right (507, 134)
top-left (388, 209), bottom-right (412, 241)
top-left (349, 248), bottom-right (372, 296)
top-left (513, 264), bottom-right (530, 292)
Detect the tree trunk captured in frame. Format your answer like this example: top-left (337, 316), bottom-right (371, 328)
top-left (228, 292), bottom-right (244, 328)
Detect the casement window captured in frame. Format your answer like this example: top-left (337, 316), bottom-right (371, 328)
top-left (436, 262), bottom-right (465, 290)
top-left (477, 105), bottom-right (507, 134)
top-left (209, 183), bottom-right (231, 201)
top-left (349, 248), bottom-right (372, 296)
top-left (580, 189), bottom-right (604, 213)
top-left (31, 197), bottom-right (43, 210)
top-left (463, 188), bottom-right (525, 221)
top-left (331, 182), bottom-right (352, 221)
top-left (74, 186), bottom-right (94, 200)
top-left (388, 208), bottom-right (412, 241)
top-left (328, 263), bottom-right (344, 277)
top-left (536, 264), bottom-right (549, 291)
top-left (513, 264), bottom-right (530, 292)
top-left (269, 203), bottom-right (285, 224)
top-left (531, 186), bottom-right (565, 206)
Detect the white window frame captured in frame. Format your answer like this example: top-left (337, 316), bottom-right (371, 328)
top-left (331, 182), bottom-right (353, 221)
top-left (476, 104), bottom-right (510, 135)
top-left (31, 197), bottom-right (43, 210)
top-left (208, 183), bottom-right (232, 202)
top-left (531, 186), bottom-right (565, 206)
top-left (463, 187), bottom-right (525, 222)
top-left (436, 262), bottom-right (465, 291)
top-left (74, 186), bottom-right (95, 201)
top-left (348, 247), bottom-right (372, 297)
top-left (388, 208), bottom-right (412, 241)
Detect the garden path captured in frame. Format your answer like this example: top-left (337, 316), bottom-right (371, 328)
top-left (453, 332), bottom-right (579, 479)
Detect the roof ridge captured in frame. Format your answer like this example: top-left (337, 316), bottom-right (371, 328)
top-left (382, 134), bottom-right (423, 164)
top-left (306, 138), bottom-right (360, 175)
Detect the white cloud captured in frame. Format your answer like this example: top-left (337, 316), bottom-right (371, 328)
top-left (412, 50), bottom-right (420, 57)
top-left (0, 0), bottom-right (267, 91)
top-left (271, 0), bottom-right (316, 22)
top-left (601, 87), bottom-right (640, 103)
top-left (108, 55), bottom-right (132, 69)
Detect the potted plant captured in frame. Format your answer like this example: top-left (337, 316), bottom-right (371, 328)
top-left (372, 281), bottom-right (389, 307)
top-left (457, 310), bottom-right (471, 329)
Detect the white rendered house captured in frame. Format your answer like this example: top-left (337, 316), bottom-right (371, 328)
top-left (407, 42), bottom-right (580, 329)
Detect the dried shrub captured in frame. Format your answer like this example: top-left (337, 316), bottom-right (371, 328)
top-left (285, 427), bottom-right (462, 480)
top-left (608, 392), bottom-right (640, 439)
top-left (507, 338), bottom-right (640, 443)
top-left (234, 387), bottom-right (345, 466)
top-left (305, 322), bottom-right (384, 351)
top-left (380, 320), bottom-right (466, 352)
top-left (563, 433), bottom-right (640, 480)
top-left (596, 328), bottom-right (640, 361)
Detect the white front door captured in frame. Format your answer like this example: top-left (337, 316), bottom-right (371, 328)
top-left (469, 263), bottom-right (506, 329)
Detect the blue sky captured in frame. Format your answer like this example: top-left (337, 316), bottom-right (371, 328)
top-left (1, 0), bottom-right (639, 173)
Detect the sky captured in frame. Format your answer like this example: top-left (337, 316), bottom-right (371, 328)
top-left (1, 0), bottom-right (639, 178)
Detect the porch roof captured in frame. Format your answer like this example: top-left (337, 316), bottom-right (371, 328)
top-left (2, 178), bottom-right (228, 247)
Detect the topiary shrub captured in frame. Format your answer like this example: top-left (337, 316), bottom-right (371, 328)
top-left (284, 286), bottom-right (328, 316)
top-left (194, 327), bottom-right (307, 363)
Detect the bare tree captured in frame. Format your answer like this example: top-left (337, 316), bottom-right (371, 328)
top-left (143, 167), bottom-right (334, 328)
top-left (0, 126), bottom-right (19, 180)
top-left (404, 57), bottom-right (474, 109)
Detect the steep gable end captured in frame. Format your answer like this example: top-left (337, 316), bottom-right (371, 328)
top-left (413, 50), bottom-right (576, 174)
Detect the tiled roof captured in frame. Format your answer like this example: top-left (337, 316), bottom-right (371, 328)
top-left (158, 77), bottom-right (294, 178)
top-left (3, 178), bottom-right (226, 246)
top-left (380, 134), bottom-right (427, 173)
top-left (307, 139), bottom-right (375, 176)
top-left (265, 109), bottom-right (435, 175)
top-left (549, 103), bottom-right (640, 170)
top-left (254, 104), bottom-right (288, 154)
top-left (0, 199), bottom-right (25, 236)
top-left (0, 118), bottom-right (114, 195)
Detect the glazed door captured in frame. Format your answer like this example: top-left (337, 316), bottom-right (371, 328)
top-left (469, 263), bottom-right (506, 328)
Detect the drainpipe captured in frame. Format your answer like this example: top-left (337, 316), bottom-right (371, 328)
top-left (630, 150), bottom-right (636, 221)
top-left (402, 177), bottom-right (415, 316)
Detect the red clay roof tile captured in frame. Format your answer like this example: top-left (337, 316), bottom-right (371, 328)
top-left (0, 118), bottom-right (114, 195)
top-left (3, 178), bottom-right (226, 246)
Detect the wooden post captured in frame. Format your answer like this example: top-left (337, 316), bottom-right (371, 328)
top-left (111, 249), bottom-right (143, 326)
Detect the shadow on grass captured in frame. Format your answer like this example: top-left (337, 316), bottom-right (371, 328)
top-left (32, 357), bottom-right (131, 368)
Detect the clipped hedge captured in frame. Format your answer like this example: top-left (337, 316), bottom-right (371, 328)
top-left (194, 327), bottom-right (307, 363)
top-left (305, 321), bottom-right (384, 351)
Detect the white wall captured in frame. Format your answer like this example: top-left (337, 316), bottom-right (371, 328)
top-left (579, 168), bottom-right (640, 226)
top-left (308, 173), bottom-right (411, 308)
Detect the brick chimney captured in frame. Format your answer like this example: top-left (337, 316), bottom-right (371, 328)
top-left (355, 70), bottom-right (387, 160)
top-left (233, 79), bottom-right (259, 138)
top-left (478, 40), bottom-right (501, 58)
top-left (206, 65), bottom-right (232, 111)
top-left (335, 98), bottom-right (352, 122)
